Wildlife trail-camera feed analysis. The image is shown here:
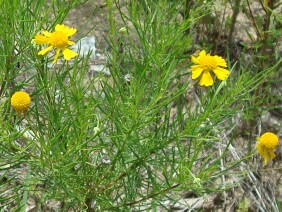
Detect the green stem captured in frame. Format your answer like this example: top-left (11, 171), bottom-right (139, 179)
top-left (106, 0), bottom-right (117, 63)
top-left (228, 0), bottom-right (241, 45)
top-left (20, 163), bottom-right (31, 212)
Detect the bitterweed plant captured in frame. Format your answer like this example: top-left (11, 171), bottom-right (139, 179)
top-left (0, 0), bottom-right (281, 211)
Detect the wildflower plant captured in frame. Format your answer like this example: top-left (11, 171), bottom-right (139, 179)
top-left (0, 0), bottom-right (281, 211)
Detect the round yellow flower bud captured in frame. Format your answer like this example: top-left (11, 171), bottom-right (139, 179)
top-left (11, 91), bottom-right (31, 116)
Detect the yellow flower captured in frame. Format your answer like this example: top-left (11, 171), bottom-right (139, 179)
top-left (191, 50), bottom-right (230, 86)
top-left (11, 91), bottom-right (31, 117)
top-left (256, 132), bottom-right (279, 165)
top-left (33, 24), bottom-right (78, 63)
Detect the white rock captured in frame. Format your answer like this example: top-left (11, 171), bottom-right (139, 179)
top-left (71, 36), bottom-right (96, 60)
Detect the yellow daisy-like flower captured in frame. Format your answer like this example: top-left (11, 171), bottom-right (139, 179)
top-left (33, 24), bottom-right (78, 63)
top-left (191, 50), bottom-right (230, 86)
top-left (256, 132), bottom-right (279, 165)
top-left (11, 91), bottom-right (31, 117)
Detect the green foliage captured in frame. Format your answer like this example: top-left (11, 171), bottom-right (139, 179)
top-left (0, 0), bottom-right (281, 211)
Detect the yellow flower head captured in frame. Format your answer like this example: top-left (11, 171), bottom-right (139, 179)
top-left (191, 50), bottom-right (230, 86)
top-left (33, 24), bottom-right (78, 63)
top-left (256, 132), bottom-right (279, 165)
top-left (11, 91), bottom-right (31, 117)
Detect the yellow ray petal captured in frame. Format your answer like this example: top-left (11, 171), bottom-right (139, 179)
top-left (263, 150), bottom-right (272, 165)
top-left (67, 40), bottom-right (75, 45)
top-left (198, 50), bottom-right (206, 57)
top-left (199, 70), bottom-right (213, 86)
top-left (256, 144), bottom-right (262, 156)
top-left (191, 66), bottom-right (203, 79)
top-left (212, 67), bottom-right (229, 80)
top-left (33, 34), bottom-right (50, 44)
top-left (65, 27), bottom-right (77, 37)
top-left (42, 30), bottom-right (52, 37)
top-left (269, 150), bottom-right (276, 160)
top-left (55, 24), bottom-right (77, 37)
top-left (55, 24), bottom-right (65, 32)
top-left (62, 48), bottom-right (78, 60)
top-left (53, 49), bottom-right (61, 63)
top-left (38, 45), bottom-right (53, 55)
top-left (191, 56), bottom-right (199, 64)
top-left (263, 156), bottom-right (270, 165)
top-left (214, 56), bottom-right (227, 67)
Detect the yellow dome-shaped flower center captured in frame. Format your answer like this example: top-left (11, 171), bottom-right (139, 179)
top-left (259, 132), bottom-right (279, 149)
top-left (199, 55), bottom-right (217, 70)
top-left (11, 91), bottom-right (31, 116)
top-left (50, 31), bottom-right (68, 48)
